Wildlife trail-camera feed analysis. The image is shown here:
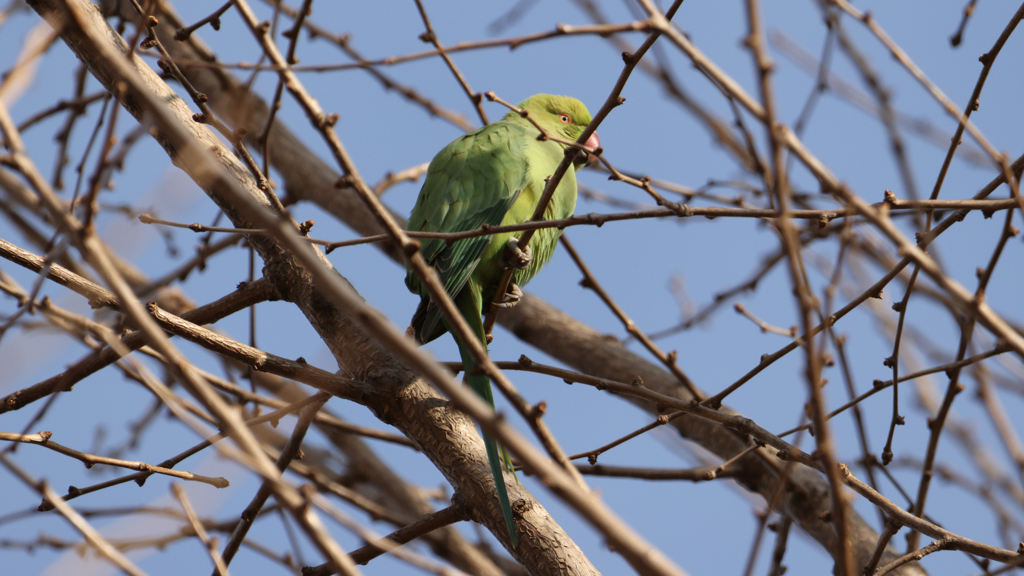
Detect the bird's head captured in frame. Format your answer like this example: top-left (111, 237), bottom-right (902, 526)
top-left (514, 94), bottom-right (601, 168)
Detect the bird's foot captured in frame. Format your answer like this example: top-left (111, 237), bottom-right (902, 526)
top-left (501, 237), bottom-right (532, 270)
top-left (495, 283), bottom-right (523, 308)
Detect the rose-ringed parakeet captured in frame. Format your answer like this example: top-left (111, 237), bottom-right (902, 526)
top-left (405, 94), bottom-right (599, 546)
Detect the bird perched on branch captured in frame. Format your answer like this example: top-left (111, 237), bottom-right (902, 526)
top-left (405, 94), bottom-right (599, 546)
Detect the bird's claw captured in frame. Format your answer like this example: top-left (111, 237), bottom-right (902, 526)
top-left (501, 237), bottom-right (532, 271)
top-left (496, 283), bottom-right (523, 308)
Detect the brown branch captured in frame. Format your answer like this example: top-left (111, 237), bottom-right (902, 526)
top-left (197, 369), bottom-right (416, 448)
top-left (171, 484), bottom-right (230, 576)
top-left (37, 391), bottom-right (334, 512)
top-left (305, 507), bottom-right (465, 575)
top-left (0, 237), bottom-right (119, 309)
top-left (474, 357), bottom-right (821, 471)
top-left (770, 29), bottom-right (993, 167)
top-left (130, 0), bottom-right (281, 210)
top-left (1, 277), bottom-right (274, 414)
top-left (412, 0), bottom-right (488, 125)
top-left (839, 464), bottom-right (1023, 565)
top-left (565, 416), bottom-right (670, 465)
top-left (831, 0), bottom-right (1002, 163)
top-left (261, 0), bottom-right (475, 132)
top-left (733, 303), bottom-right (798, 338)
top-left (146, 302), bottom-right (373, 400)
top-left (778, 343), bottom-right (1010, 437)
top-left (0, 431), bottom-right (228, 487)
top-left (576, 464), bottom-right (735, 481)
top-left (0, 455), bottom-right (148, 576)
top-left (560, 234), bottom-right (699, 397)
top-left (173, 0), bottom-right (235, 41)
top-left (151, 15), bottom-right (654, 74)
top-left (218, 393), bottom-right (338, 573)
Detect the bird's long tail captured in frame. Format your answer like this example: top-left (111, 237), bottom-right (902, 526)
top-left (454, 286), bottom-right (518, 548)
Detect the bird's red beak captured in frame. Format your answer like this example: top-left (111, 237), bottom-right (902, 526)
top-left (584, 132), bottom-right (601, 168)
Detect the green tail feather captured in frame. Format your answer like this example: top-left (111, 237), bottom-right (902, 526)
top-left (499, 445), bottom-right (518, 483)
top-left (453, 286), bottom-right (518, 548)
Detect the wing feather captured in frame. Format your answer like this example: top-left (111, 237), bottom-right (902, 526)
top-left (407, 123), bottom-right (532, 342)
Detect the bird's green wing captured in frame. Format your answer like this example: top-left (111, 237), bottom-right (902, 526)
top-left (407, 122), bottom-right (533, 343)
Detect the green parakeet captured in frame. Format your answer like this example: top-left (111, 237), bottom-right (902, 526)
top-left (405, 94), bottom-right (599, 547)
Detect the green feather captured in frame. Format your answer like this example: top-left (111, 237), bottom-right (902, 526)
top-left (406, 94), bottom-right (594, 547)
top-left (453, 282), bottom-right (518, 548)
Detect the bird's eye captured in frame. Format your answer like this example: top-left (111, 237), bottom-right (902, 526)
top-left (559, 114), bottom-right (571, 124)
